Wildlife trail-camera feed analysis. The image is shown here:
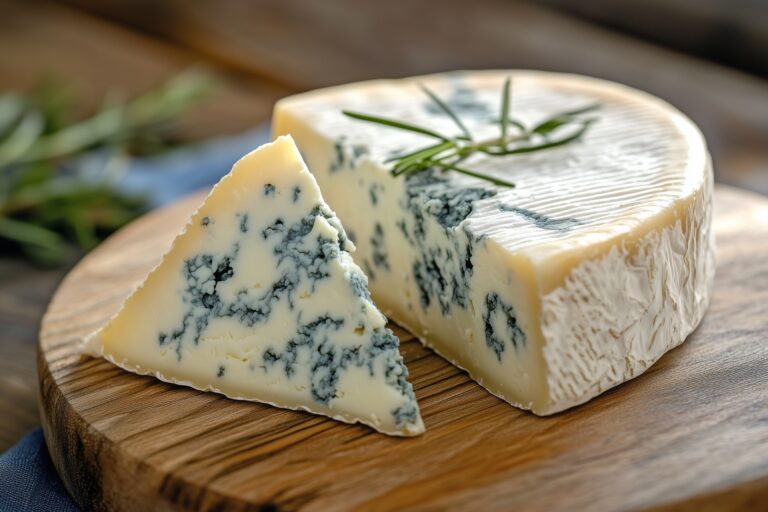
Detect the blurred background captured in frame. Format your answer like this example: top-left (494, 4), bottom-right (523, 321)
top-left (0, 0), bottom-right (767, 451)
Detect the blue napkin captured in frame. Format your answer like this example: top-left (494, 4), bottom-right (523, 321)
top-left (0, 126), bottom-right (271, 511)
top-left (110, 125), bottom-right (272, 207)
top-left (0, 429), bottom-right (77, 512)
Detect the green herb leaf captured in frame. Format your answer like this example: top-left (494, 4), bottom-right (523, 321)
top-left (560, 103), bottom-right (601, 117)
top-left (435, 162), bottom-right (516, 188)
top-left (532, 103), bottom-right (600, 136)
top-left (0, 110), bottom-right (45, 166)
top-left (342, 111), bottom-right (450, 141)
top-left (487, 120), bottom-right (596, 155)
top-left (0, 216), bottom-right (68, 265)
top-left (531, 116), bottom-right (571, 136)
top-left (0, 94), bottom-right (26, 139)
top-left (419, 83), bottom-right (472, 140)
top-left (500, 77), bottom-right (512, 141)
top-left (343, 80), bottom-right (600, 189)
top-left (0, 70), bottom-right (213, 265)
top-left (392, 141), bottom-right (455, 173)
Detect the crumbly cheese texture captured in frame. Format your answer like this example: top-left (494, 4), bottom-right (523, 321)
top-left (84, 136), bottom-right (424, 436)
top-left (273, 71), bottom-right (715, 415)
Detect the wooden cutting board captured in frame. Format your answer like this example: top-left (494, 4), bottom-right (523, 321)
top-left (38, 185), bottom-right (768, 511)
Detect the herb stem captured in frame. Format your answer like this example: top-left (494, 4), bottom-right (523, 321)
top-left (500, 77), bottom-right (512, 141)
top-left (419, 84), bottom-right (473, 141)
top-left (343, 78), bottom-right (600, 188)
top-left (342, 111), bottom-right (450, 141)
top-left (435, 162), bottom-right (516, 188)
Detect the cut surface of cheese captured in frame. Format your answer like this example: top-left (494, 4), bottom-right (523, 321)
top-left (84, 135), bottom-right (424, 436)
top-left (273, 70), bottom-right (715, 415)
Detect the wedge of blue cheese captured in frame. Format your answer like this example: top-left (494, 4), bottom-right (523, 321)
top-left (274, 71), bottom-right (715, 415)
top-left (84, 135), bottom-right (424, 436)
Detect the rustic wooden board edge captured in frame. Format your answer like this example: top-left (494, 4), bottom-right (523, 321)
top-left (36, 193), bottom-right (258, 511)
top-left (648, 475), bottom-right (768, 512)
top-left (37, 185), bottom-right (768, 511)
top-left (37, 350), bottom-right (250, 511)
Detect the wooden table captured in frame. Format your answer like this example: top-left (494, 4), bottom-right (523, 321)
top-left (1, 0), bottom-right (767, 500)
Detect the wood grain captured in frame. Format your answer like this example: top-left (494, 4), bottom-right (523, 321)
top-left (38, 185), bottom-right (768, 511)
top-left (0, 259), bottom-right (69, 450)
top-left (59, 0), bottom-right (768, 194)
top-left (0, 0), bottom-right (287, 140)
top-left (537, 0), bottom-right (768, 79)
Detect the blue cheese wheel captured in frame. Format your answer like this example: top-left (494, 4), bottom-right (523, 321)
top-left (274, 71), bottom-right (714, 414)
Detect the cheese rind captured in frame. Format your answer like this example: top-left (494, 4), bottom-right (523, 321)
top-left (84, 135), bottom-right (424, 436)
top-left (273, 70), bottom-right (715, 414)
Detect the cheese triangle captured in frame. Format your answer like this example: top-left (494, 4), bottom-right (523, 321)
top-left (84, 135), bottom-right (424, 436)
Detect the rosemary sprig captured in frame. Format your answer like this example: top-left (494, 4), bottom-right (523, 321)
top-left (0, 70), bottom-right (213, 265)
top-left (343, 78), bottom-right (600, 188)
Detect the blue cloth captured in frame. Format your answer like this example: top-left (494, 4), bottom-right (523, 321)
top-left (0, 429), bottom-right (77, 511)
top-left (116, 125), bottom-right (272, 207)
top-left (0, 127), bottom-right (270, 511)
